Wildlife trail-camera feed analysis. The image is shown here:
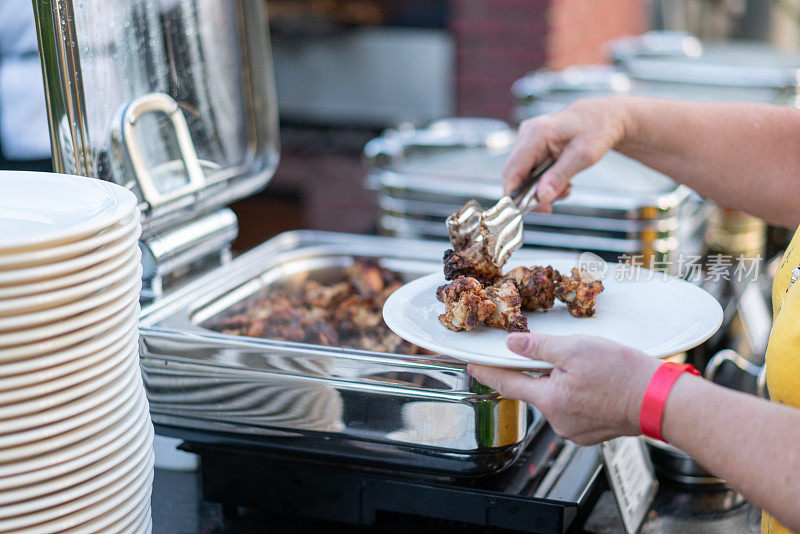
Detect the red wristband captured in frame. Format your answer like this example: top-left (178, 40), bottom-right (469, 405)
top-left (639, 362), bottom-right (700, 442)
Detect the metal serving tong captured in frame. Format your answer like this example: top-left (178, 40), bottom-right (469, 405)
top-left (446, 159), bottom-right (555, 268)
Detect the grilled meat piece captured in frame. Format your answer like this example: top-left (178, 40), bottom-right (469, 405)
top-left (504, 265), bottom-right (561, 311)
top-left (348, 258), bottom-right (390, 297)
top-left (555, 268), bottom-right (604, 318)
top-left (485, 279), bottom-right (529, 332)
top-left (443, 243), bottom-right (502, 284)
top-left (302, 280), bottom-right (351, 309)
top-left (334, 294), bottom-right (384, 334)
top-left (437, 276), bottom-right (496, 332)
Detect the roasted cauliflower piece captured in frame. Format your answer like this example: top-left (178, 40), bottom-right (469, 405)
top-left (485, 279), bottom-right (529, 332)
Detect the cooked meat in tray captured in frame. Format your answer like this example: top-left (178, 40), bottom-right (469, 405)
top-left (204, 258), bottom-right (425, 355)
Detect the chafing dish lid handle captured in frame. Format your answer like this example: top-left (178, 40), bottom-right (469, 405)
top-left (118, 93), bottom-right (207, 210)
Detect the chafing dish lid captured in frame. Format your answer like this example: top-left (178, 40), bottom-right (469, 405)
top-left (33, 1), bottom-right (280, 238)
top-left (609, 32), bottom-right (800, 90)
top-left (511, 66), bottom-right (632, 102)
top-left (364, 118), bottom-right (515, 169)
top-left (607, 31), bottom-right (703, 63)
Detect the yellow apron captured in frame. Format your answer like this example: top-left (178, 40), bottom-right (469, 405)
top-left (762, 226), bottom-right (800, 534)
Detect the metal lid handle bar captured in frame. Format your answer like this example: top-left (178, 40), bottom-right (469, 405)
top-left (119, 93), bottom-right (207, 210)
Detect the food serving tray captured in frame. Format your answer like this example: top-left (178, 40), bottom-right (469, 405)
top-left (139, 231), bottom-right (577, 476)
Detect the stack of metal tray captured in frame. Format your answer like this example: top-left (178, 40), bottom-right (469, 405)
top-left (365, 119), bottom-right (707, 268)
top-left (138, 230), bottom-right (572, 476)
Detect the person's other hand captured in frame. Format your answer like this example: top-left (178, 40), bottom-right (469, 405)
top-left (468, 333), bottom-right (659, 445)
top-left (503, 97), bottom-right (632, 213)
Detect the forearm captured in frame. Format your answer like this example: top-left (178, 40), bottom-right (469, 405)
top-left (614, 97), bottom-right (800, 228)
top-left (661, 375), bottom-right (800, 528)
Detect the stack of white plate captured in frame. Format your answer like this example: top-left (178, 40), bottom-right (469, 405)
top-left (0, 171), bottom-right (153, 534)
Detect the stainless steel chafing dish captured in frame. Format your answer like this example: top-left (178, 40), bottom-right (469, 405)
top-left (139, 230), bottom-right (553, 475)
top-left (366, 119), bottom-right (707, 269)
top-left (514, 31), bottom-right (800, 122)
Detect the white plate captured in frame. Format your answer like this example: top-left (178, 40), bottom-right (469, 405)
top-left (0, 171), bottom-right (137, 253)
top-left (0, 245), bottom-right (137, 300)
top-left (0, 446), bottom-right (153, 532)
top-left (0, 335), bottom-right (137, 408)
top-left (0, 263), bottom-right (141, 332)
top-left (0, 384), bottom-right (144, 463)
top-left (0, 284), bottom-right (139, 350)
top-left (62, 482), bottom-right (151, 534)
top-left (0, 211), bottom-right (138, 269)
top-left (5, 461), bottom-right (154, 534)
top-left (0, 324), bottom-right (137, 391)
top-left (0, 245), bottom-right (140, 318)
top-left (138, 514), bottom-right (153, 534)
top-left (0, 301), bottom-right (138, 364)
top-left (130, 501), bottom-right (153, 534)
top-left (0, 248), bottom-right (140, 315)
top-left (0, 390), bottom-right (147, 479)
top-left (0, 357), bottom-right (139, 436)
top-left (0, 402), bottom-right (149, 491)
top-left (0, 258), bottom-right (140, 325)
top-left (0, 412), bottom-right (151, 507)
top-left (383, 257), bottom-right (724, 370)
top-left (18, 462), bottom-right (154, 534)
top-left (0, 226), bottom-right (140, 286)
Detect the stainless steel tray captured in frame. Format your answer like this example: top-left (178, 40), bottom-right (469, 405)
top-left (139, 231), bottom-right (573, 475)
top-left (376, 191), bottom-right (707, 237)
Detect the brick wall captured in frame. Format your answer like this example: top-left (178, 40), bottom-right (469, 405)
top-left (450, 0), bottom-right (646, 117)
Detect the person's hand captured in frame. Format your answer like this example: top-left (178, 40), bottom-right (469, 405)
top-left (468, 333), bottom-right (659, 445)
top-left (503, 97), bottom-right (633, 213)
